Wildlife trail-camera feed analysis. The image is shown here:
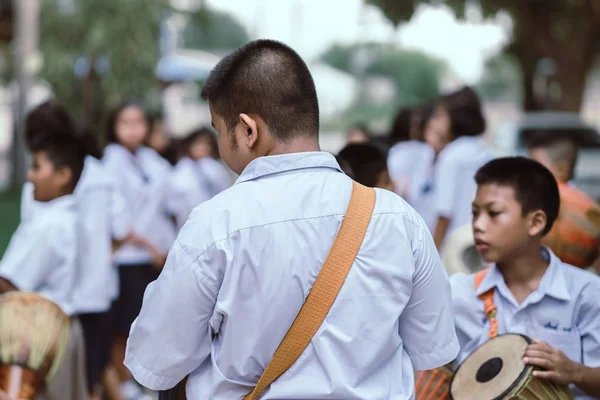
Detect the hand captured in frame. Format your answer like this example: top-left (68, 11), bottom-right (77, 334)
top-left (523, 340), bottom-right (582, 385)
top-left (127, 231), bottom-right (150, 248)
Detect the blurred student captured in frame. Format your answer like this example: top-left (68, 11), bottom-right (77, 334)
top-left (21, 102), bottom-right (130, 400)
top-left (0, 102), bottom-right (87, 400)
top-left (145, 112), bottom-right (178, 166)
top-left (429, 87), bottom-right (493, 248)
top-left (528, 136), bottom-right (600, 271)
top-left (337, 142), bottom-right (394, 191)
top-left (346, 123), bottom-right (371, 144)
top-left (102, 102), bottom-right (176, 400)
top-left (168, 127), bottom-right (233, 229)
top-left (387, 105), bottom-right (434, 198)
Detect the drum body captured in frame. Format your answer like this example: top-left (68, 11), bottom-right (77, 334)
top-left (440, 225), bottom-right (485, 276)
top-left (0, 292), bottom-right (71, 400)
top-left (450, 334), bottom-right (573, 400)
top-left (415, 366), bottom-right (453, 400)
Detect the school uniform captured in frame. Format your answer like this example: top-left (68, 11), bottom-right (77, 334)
top-left (124, 151), bottom-right (459, 399)
top-left (103, 143), bottom-right (177, 336)
top-left (406, 145), bottom-right (437, 232)
top-left (387, 140), bottom-right (433, 198)
top-left (450, 247), bottom-right (600, 400)
top-left (0, 194), bottom-right (88, 400)
top-left (433, 136), bottom-right (493, 241)
top-left (21, 156), bottom-right (131, 392)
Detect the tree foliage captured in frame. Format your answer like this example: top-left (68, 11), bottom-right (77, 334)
top-left (38, 0), bottom-right (169, 123)
top-left (368, 0), bottom-right (600, 111)
top-left (182, 8), bottom-right (249, 51)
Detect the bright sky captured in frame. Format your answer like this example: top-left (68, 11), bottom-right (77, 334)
top-left (205, 0), bottom-right (509, 84)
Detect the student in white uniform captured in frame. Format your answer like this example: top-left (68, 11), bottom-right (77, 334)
top-left (429, 87), bottom-right (493, 248)
top-left (102, 102), bottom-right (176, 400)
top-left (169, 127), bottom-right (233, 229)
top-left (124, 39), bottom-right (459, 399)
top-left (21, 105), bottom-right (130, 400)
top-left (451, 157), bottom-right (600, 399)
top-left (387, 105), bottom-right (434, 199)
top-left (0, 103), bottom-right (88, 400)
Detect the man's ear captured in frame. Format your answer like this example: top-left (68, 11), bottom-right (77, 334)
top-left (239, 113), bottom-right (258, 148)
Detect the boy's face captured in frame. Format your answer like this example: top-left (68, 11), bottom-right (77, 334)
top-left (471, 183), bottom-right (543, 263)
top-left (27, 151), bottom-right (71, 202)
top-left (375, 168), bottom-right (394, 192)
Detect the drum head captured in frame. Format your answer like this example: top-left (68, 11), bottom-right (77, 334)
top-left (441, 224), bottom-right (485, 276)
top-left (450, 334), bottom-right (533, 400)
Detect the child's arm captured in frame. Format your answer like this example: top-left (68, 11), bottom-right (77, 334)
top-left (523, 341), bottom-right (600, 397)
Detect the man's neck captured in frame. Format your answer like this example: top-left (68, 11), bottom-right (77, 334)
top-left (266, 137), bottom-right (320, 156)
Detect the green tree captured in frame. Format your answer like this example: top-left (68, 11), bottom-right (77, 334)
top-left (182, 7), bottom-right (249, 51)
top-left (38, 0), bottom-right (169, 132)
top-left (476, 53), bottom-right (521, 102)
top-left (367, 0), bottom-right (600, 112)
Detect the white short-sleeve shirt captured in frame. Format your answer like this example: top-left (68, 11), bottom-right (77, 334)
top-left (103, 144), bottom-right (176, 265)
top-left (20, 156), bottom-right (130, 313)
top-left (0, 195), bottom-right (78, 315)
top-left (387, 140), bottom-right (433, 199)
top-left (451, 248), bottom-right (600, 400)
top-left (434, 136), bottom-right (493, 237)
top-left (124, 151), bottom-right (459, 399)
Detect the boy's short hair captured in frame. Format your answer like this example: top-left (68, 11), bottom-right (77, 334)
top-left (526, 135), bottom-right (578, 174)
top-left (25, 102), bottom-right (86, 187)
top-left (475, 157), bottom-right (560, 235)
top-left (201, 39), bottom-right (319, 142)
top-left (337, 142), bottom-right (387, 188)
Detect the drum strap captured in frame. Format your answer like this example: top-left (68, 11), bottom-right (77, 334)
top-left (474, 270), bottom-right (498, 338)
top-left (243, 181), bottom-right (376, 400)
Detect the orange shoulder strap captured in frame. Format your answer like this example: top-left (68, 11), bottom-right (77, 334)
top-left (244, 181), bottom-right (376, 400)
top-left (474, 269), bottom-right (498, 339)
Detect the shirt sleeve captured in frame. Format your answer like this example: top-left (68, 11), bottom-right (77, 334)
top-left (124, 236), bottom-right (223, 390)
top-left (0, 223), bottom-right (58, 291)
top-left (398, 213), bottom-right (460, 370)
top-left (20, 182), bottom-right (36, 221)
top-left (433, 152), bottom-right (458, 218)
top-left (578, 281), bottom-right (600, 368)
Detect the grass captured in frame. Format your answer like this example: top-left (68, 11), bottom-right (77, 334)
top-left (0, 188), bottom-right (21, 258)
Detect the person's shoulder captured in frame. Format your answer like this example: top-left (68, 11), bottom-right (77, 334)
top-left (561, 261), bottom-right (600, 296)
top-left (139, 146), bottom-right (172, 171)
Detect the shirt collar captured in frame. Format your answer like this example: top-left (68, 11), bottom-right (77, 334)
top-left (37, 194), bottom-right (76, 212)
top-left (235, 151), bottom-right (343, 184)
top-left (474, 247), bottom-right (570, 301)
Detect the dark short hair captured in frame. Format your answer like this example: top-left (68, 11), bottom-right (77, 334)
top-left (106, 101), bottom-right (147, 143)
top-left (527, 135), bottom-right (578, 175)
top-left (337, 142), bottom-right (387, 188)
top-left (442, 86), bottom-right (486, 138)
top-left (201, 39), bottom-right (319, 142)
top-left (182, 126), bottom-right (220, 159)
top-left (25, 102), bottom-right (86, 187)
top-left (475, 157), bottom-right (560, 235)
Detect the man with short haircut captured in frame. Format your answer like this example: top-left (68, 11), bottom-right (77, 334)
top-left (528, 136), bottom-right (600, 271)
top-left (125, 39), bottom-right (458, 399)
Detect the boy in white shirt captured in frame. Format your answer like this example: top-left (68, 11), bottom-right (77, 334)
top-left (0, 103), bottom-right (87, 400)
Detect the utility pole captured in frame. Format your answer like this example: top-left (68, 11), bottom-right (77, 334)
top-left (11, 0), bottom-right (39, 188)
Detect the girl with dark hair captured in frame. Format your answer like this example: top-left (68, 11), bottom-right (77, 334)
top-left (427, 86), bottom-right (494, 248)
top-left (102, 101), bottom-right (176, 400)
top-left (168, 127), bottom-right (233, 229)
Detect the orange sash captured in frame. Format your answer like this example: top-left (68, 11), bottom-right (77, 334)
top-left (474, 269), bottom-right (498, 338)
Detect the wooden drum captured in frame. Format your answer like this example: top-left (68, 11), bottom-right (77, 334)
top-left (415, 366), bottom-right (453, 400)
top-left (450, 334), bottom-right (573, 400)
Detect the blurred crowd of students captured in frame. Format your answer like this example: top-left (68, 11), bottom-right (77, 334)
top-left (0, 83), bottom-right (599, 400)
top-left (336, 85), bottom-right (600, 270)
top-left (0, 100), bottom-right (232, 400)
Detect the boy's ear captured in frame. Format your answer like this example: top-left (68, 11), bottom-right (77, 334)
top-left (527, 209), bottom-right (548, 237)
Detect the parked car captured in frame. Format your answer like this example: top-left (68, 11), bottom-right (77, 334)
top-left (492, 111), bottom-right (600, 202)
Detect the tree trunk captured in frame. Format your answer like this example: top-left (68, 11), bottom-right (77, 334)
top-left (546, 54), bottom-right (590, 112)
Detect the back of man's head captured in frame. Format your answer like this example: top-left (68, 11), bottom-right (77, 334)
top-left (527, 135), bottom-right (578, 182)
top-left (201, 39), bottom-right (319, 142)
